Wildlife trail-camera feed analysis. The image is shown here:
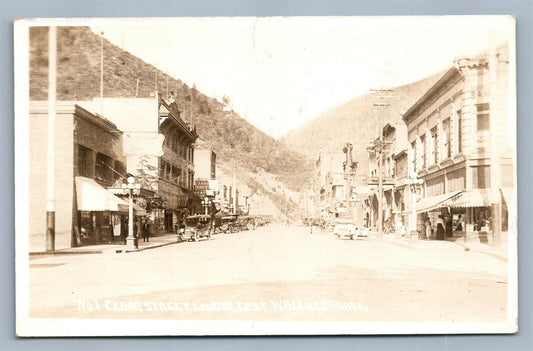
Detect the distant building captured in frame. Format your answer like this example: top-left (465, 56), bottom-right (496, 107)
top-left (194, 149), bottom-right (216, 180)
top-left (365, 122), bottom-right (408, 229)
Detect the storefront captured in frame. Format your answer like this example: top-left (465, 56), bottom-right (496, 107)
top-left (75, 176), bottom-right (146, 246)
top-left (415, 190), bottom-right (463, 240)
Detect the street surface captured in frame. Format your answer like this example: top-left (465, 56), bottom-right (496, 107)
top-left (28, 224), bottom-right (508, 322)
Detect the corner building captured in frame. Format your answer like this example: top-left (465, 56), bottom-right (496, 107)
top-left (402, 44), bottom-right (514, 242)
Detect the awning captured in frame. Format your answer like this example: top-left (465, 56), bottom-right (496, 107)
top-left (416, 190), bottom-right (462, 213)
top-left (75, 176), bottom-right (145, 215)
top-left (438, 189), bottom-right (490, 209)
top-left (76, 177), bottom-right (129, 212)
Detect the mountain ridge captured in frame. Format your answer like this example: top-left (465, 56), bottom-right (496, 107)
top-left (29, 26), bottom-right (312, 219)
top-left (281, 72), bottom-right (445, 179)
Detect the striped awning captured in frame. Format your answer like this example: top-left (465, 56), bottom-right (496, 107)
top-left (438, 189), bottom-right (491, 209)
top-left (416, 190), bottom-right (463, 213)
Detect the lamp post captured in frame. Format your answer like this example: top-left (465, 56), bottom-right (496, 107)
top-left (349, 194), bottom-right (361, 224)
top-left (404, 172), bottom-right (423, 238)
top-left (201, 197), bottom-right (212, 215)
top-left (122, 176), bottom-right (141, 250)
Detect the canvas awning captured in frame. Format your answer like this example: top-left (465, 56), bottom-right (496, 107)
top-left (438, 189), bottom-right (490, 209)
top-left (75, 176), bottom-right (145, 215)
top-left (416, 190), bottom-right (463, 213)
top-left (76, 177), bottom-right (129, 212)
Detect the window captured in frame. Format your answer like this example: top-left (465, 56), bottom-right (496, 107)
top-left (441, 118), bottom-right (451, 159)
top-left (159, 159), bottom-right (165, 179)
top-left (456, 110), bottom-right (462, 153)
top-left (420, 134), bottom-right (426, 169)
top-left (95, 153), bottom-right (112, 182)
top-left (471, 165), bottom-right (490, 189)
top-left (430, 127), bottom-right (438, 164)
top-left (115, 161), bottom-right (125, 180)
top-left (477, 103), bottom-right (490, 131)
top-left (78, 145), bottom-right (90, 177)
top-left (411, 141), bottom-right (417, 172)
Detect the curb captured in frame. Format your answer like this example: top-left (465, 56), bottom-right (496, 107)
top-left (448, 240), bottom-right (507, 262)
top-left (115, 240), bottom-right (181, 253)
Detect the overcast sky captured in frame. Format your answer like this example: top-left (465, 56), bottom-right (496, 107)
top-left (90, 16), bottom-right (513, 138)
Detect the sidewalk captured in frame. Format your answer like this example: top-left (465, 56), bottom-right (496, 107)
top-left (374, 232), bottom-right (508, 262)
top-left (29, 232), bottom-right (181, 257)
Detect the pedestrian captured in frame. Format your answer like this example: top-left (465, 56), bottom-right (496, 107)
top-left (142, 218), bottom-right (151, 242)
top-left (455, 214), bottom-right (464, 232)
top-left (436, 215), bottom-right (445, 240)
top-left (424, 217), bottom-right (432, 240)
top-left (445, 214), bottom-right (453, 238)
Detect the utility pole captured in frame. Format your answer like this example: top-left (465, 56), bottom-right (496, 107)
top-left (371, 88), bottom-right (394, 239)
top-left (233, 162), bottom-right (237, 215)
top-left (46, 26), bottom-right (57, 252)
top-left (100, 31), bottom-right (104, 116)
top-left (488, 31), bottom-right (501, 246)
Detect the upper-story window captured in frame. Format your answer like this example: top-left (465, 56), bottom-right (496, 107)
top-left (477, 103), bottom-right (490, 131)
top-left (420, 134), bottom-right (426, 169)
top-left (430, 127), bottom-right (438, 165)
top-left (410, 141), bottom-right (417, 172)
top-left (78, 145), bottom-right (90, 177)
top-left (441, 118), bottom-right (451, 160)
top-left (456, 110), bottom-right (463, 153)
top-left (95, 153), bottom-right (113, 182)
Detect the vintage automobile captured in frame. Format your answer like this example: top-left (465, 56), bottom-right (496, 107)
top-left (239, 215), bottom-right (256, 231)
top-left (218, 215), bottom-right (239, 234)
top-left (179, 215), bottom-right (213, 242)
top-left (333, 218), bottom-right (358, 240)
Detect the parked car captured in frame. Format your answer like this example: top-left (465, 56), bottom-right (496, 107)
top-left (218, 215), bottom-right (238, 234)
top-left (333, 218), bottom-right (358, 240)
top-left (179, 215), bottom-right (213, 242)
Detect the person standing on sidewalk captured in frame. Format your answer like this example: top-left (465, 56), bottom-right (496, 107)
top-left (436, 215), bottom-right (445, 240)
top-left (142, 218), bottom-right (151, 242)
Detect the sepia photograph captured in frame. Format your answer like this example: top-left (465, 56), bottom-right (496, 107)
top-left (14, 16), bottom-right (517, 336)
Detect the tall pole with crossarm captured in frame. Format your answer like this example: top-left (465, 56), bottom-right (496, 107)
top-left (371, 88), bottom-right (394, 239)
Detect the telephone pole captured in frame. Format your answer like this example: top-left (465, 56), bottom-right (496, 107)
top-left (46, 26), bottom-right (57, 251)
top-left (371, 88), bottom-right (394, 239)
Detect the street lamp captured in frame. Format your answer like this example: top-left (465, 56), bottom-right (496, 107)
top-left (201, 196), bottom-right (212, 215)
top-left (122, 176), bottom-right (141, 250)
top-left (404, 172), bottom-right (423, 238)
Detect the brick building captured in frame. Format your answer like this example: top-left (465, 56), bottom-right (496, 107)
top-left (79, 93), bottom-right (198, 233)
top-left (29, 101), bottom-right (134, 252)
top-left (402, 43), bottom-right (514, 242)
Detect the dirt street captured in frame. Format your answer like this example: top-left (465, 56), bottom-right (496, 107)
top-left (28, 224), bottom-right (508, 323)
